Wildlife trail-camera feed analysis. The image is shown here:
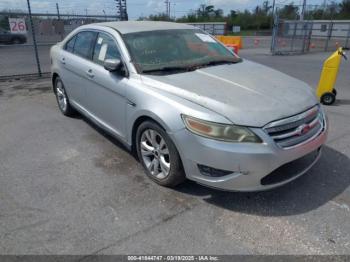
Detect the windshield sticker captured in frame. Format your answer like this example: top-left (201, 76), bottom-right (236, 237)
top-left (195, 33), bottom-right (216, 43)
top-left (98, 43), bottom-right (108, 61)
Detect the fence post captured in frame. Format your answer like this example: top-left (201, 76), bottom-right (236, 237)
top-left (56, 3), bottom-right (63, 40)
top-left (26, 0), bottom-right (42, 77)
top-left (270, 15), bottom-right (278, 54)
top-left (306, 21), bottom-right (313, 52)
top-left (345, 24), bottom-right (350, 49)
top-left (325, 21), bottom-right (333, 51)
top-left (291, 22), bottom-right (297, 53)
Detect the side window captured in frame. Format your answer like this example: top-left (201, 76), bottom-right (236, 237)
top-left (65, 35), bottom-right (76, 53)
top-left (93, 33), bottom-right (121, 65)
top-left (73, 31), bottom-right (97, 59)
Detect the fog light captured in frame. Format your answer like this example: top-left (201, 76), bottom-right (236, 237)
top-left (198, 164), bottom-right (233, 177)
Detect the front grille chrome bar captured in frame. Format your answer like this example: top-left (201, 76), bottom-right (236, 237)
top-left (264, 105), bottom-right (325, 149)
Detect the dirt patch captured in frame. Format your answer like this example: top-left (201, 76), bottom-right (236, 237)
top-left (0, 78), bottom-right (51, 98)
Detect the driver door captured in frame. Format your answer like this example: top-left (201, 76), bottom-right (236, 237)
top-left (84, 32), bottom-right (128, 140)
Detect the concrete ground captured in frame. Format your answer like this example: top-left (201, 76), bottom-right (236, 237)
top-left (0, 49), bottom-right (350, 255)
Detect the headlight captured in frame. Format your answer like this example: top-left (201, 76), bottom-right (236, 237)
top-left (182, 115), bottom-right (262, 143)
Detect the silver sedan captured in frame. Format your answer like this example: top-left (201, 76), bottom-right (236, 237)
top-left (50, 21), bottom-right (328, 191)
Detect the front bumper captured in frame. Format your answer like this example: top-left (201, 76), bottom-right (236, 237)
top-left (171, 118), bottom-right (328, 192)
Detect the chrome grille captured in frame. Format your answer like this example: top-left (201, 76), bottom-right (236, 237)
top-left (264, 105), bottom-right (325, 149)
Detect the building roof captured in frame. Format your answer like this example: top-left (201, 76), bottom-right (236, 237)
top-left (96, 21), bottom-right (196, 34)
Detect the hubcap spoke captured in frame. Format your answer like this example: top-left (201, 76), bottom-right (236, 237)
top-left (159, 157), bottom-right (170, 175)
top-left (141, 141), bottom-right (154, 156)
top-left (150, 158), bottom-right (160, 175)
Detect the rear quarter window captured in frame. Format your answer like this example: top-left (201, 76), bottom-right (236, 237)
top-left (65, 35), bottom-right (76, 53)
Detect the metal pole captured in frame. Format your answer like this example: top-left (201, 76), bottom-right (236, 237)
top-left (291, 22), bottom-right (297, 52)
top-left (165, 0), bottom-right (169, 18)
top-left (270, 13), bottom-right (278, 53)
top-left (300, 0), bottom-right (306, 21)
top-left (325, 21), bottom-right (333, 51)
top-left (56, 3), bottom-right (63, 40)
top-left (27, 0), bottom-right (42, 77)
top-left (271, 0), bottom-right (275, 28)
top-left (168, 1), bottom-right (171, 18)
top-left (103, 10), bottom-right (107, 21)
top-left (345, 24), bottom-right (350, 49)
top-left (56, 3), bottom-right (60, 19)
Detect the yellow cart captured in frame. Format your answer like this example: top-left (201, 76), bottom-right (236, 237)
top-left (316, 47), bottom-right (348, 105)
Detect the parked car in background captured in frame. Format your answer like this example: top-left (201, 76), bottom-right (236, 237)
top-left (50, 21), bottom-right (328, 191)
top-left (0, 28), bottom-right (27, 44)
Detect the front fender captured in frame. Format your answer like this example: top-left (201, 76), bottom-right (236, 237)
top-left (125, 77), bottom-right (230, 145)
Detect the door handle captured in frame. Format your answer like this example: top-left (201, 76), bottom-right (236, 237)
top-left (60, 57), bottom-right (66, 65)
top-left (86, 69), bottom-right (94, 78)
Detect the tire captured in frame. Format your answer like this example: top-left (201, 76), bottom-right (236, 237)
top-left (332, 89), bottom-right (337, 96)
top-left (12, 38), bottom-right (21, 44)
top-left (54, 76), bottom-right (75, 116)
top-left (321, 92), bottom-right (336, 105)
top-left (136, 120), bottom-right (186, 187)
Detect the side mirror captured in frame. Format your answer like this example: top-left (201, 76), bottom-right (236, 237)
top-left (104, 58), bottom-right (122, 72)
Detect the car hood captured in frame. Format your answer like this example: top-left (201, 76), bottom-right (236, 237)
top-left (140, 60), bottom-right (318, 127)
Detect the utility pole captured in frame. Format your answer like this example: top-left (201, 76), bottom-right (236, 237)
top-left (115, 0), bottom-right (128, 21)
top-left (168, 0), bottom-right (171, 19)
top-left (271, 0), bottom-right (276, 28)
top-left (300, 0), bottom-right (306, 20)
top-left (26, 0), bottom-right (42, 77)
top-left (165, 0), bottom-right (170, 18)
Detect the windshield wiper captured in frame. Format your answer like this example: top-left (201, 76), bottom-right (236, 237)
top-left (195, 59), bottom-right (242, 69)
top-left (142, 66), bottom-right (196, 74)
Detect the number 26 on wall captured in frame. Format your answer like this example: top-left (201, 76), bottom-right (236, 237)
top-left (9, 19), bottom-right (27, 33)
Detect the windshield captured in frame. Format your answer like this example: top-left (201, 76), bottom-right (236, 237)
top-left (122, 29), bottom-right (241, 74)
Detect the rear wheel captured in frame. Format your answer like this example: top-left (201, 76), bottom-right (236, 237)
top-left (321, 92), bottom-right (336, 105)
top-left (136, 121), bottom-right (186, 187)
top-left (332, 89), bottom-right (337, 96)
top-left (54, 76), bottom-right (75, 116)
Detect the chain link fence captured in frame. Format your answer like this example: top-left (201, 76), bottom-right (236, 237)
top-left (0, 11), bottom-right (117, 78)
top-left (271, 19), bottom-right (350, 55)
top-left (271, 5), bottom-right (350, 55)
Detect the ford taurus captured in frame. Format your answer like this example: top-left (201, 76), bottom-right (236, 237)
top-left (50, 21), bottom-right (327, 191)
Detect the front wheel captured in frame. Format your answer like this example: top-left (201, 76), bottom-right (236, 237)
top-left (136, 121), bottom-right (186, 187)
top-left (321, 92), bottom-right (336, 105)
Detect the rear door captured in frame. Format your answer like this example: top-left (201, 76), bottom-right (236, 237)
top-left (59, 31), bottom-right (97, 106)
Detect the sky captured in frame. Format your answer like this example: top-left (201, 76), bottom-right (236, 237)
top-left (0, 0), bottom-right (341, 20)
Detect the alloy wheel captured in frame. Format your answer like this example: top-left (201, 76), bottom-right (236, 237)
top-left (140, 129), bottom-right (170, 179)
top-left (56, 81), bottom-right (67, 112)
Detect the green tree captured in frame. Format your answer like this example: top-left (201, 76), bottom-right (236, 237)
top-left (277, 3), bottom-right (299, 19)
top-left (339, 0), bottom-right (350, 18)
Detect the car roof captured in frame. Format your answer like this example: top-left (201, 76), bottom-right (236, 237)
top-left (95, 21), bottom-right (196, 34)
